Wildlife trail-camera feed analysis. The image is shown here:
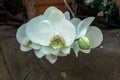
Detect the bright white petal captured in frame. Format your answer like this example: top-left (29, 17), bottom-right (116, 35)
top-left (79, 48), bottom-right (91, 54)
top-left (64, 11), bottom-right (70, 20)
top-left (21, 37), bottom-right (41, 50)
top-left (61, 46), bottom-right (71, 55)
top-left (21, 37), bottom-right (30, 45)
top-left (41, 46), bottom-right (59, 55)
top-left (72, 41), bottom-right (80, 57)
top-left (71, 18), bottom-right (81, 30)
top-left (31, 43), bottom-right (41, 50)
top-left (57, 20), bottom-right (76, 46)
top-left (20, 45), bottom-right (32, 51)
top-left (34, 50), bottom-right (44, 58)
top-left (76, 17), bottom-right (95, 39)
top-left (20, 37), bottom-right (32, 51)
top-left (27, 15), bottom-right (46, 27)
top-left (48, 8), bottom-right (65, 27)
top-left (16, 23), bottom-right (27, 44)
top-left (52, 49), bottom-right (60, 56)
top-left (41, 46), bottom-right (54, 54)
top-left (86, 26), bottom-right (103, 48)
top-left (46, 55), bottom-right (57, 64)
top-left (26, 20), bottom-right (56, 46)
top-left (44, 6), bottom-right (57, 17)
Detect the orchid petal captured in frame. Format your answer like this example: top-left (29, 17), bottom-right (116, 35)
top-left (31, 43), bottom-right (41, 50)
top-left (57, 20), bottom-right (76, 46)
top-left (34, 50), bottom-right (44, 58)
top-left (76, 17), bottom-right (94, 39)
top-left (41, 46), bottom-right (54, 55)
top-left (44, 6), bottom-right (57, 17)
top-left (21, 37), bottom-right (30, 45)
top-left (18, 36), bottom-right (33, 51)
top-left (64, 11), bottom-right (70, 20)
top-left (20, 45), bottom-right (32, 51)
top-left (16, 23), bottom-right (27, 44)
top-left (27, 15), bottom-right (46, 27)
top-left (21, 37), bottom-right (40, 50)
top-left (72, 41), bottom-right (80, 57)
top-left (79, 48), bottom-right (91, 54)
top-left (26, 20), bottom-right (56, 46)
top-left (41, 46), bottom-right (59, 55)
top-left (46, 55), bottom-right (57, 64)
top-left (61, 46), bottom-right (71, 55)
top-left (48, 8), bottom-right (65, 26)
top-left (86, 26), bottom-right (103, 48)
top-left (52, 49), bottom-right (60, 56)
top-left (71, 18), bottom-right (81, 30)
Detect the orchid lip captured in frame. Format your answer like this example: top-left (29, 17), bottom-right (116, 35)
top-left (27, 40), bottom-right (32, 46)
top-left (49, 35), bottom-right (65, 49)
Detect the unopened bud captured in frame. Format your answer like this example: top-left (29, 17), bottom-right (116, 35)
top-left (78, 36), bottom-right (90, 50)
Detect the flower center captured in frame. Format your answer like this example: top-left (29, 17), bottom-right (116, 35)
top-left (49, 35), bottom-right (65, 49)
top-left (27, 40), bottom-right (32, 46)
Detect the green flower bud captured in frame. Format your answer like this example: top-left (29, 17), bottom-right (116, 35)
top-left (78, 36), bottom-right (90, 50)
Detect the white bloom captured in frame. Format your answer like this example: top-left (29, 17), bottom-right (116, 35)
top-left (64, 12), bottom-right (103, 57)
top-left (16, 6), bottom-right (103, 64)
top-left (75, 18), bottom-right (103, 56)
top-left (16, 23), bottom-right (44, 58)
top-left (25, 6), bottom-right (76, 63)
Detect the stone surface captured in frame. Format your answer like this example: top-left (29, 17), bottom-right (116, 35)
top-left (0, 26), bottom-right (120, 80)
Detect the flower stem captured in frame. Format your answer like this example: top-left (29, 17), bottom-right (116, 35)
top-left (63, 0), bottom-right (75, 18)
top-left (23, 58), bottom-right (41, 80)
top-left (75, 38), bottom-right (79, 42)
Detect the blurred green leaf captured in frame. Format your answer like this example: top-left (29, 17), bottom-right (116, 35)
top-left (0, 0), bottom-right (6, 4)
top-left (92, 0), bottom-right (102, 13)
top-left (99, 3), bottom-right (107, 11)
top-left (13, 0), bottom-right (22, 8)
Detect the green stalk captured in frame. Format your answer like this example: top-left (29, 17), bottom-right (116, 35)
top-left (23, 58), bottom-right (41, 80)
top-left (63, 0), bottom-right (75, 18)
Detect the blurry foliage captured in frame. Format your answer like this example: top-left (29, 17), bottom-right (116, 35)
top-left (92, 0), bottom-right (103, 13)
top-left (75, 0), bottom-right (120, 28)
top-left (0, 0), bottom-right (120, 27)
top-left (0, 0), bottom-right (6, 4)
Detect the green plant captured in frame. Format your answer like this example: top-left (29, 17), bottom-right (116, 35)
top-left (0, 0), bottom-right (6, 4)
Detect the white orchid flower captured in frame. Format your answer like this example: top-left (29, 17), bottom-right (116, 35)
top-left (75, 18), bottom-right (103, 56)
top-left (25, 6), bottom-right (76, 63)
top-left (64, 11), bottom-right (103, 57)
top-left (16, 6), bottom-right (103, 64)
top-left (16, 23), bottom-right (43, 58)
